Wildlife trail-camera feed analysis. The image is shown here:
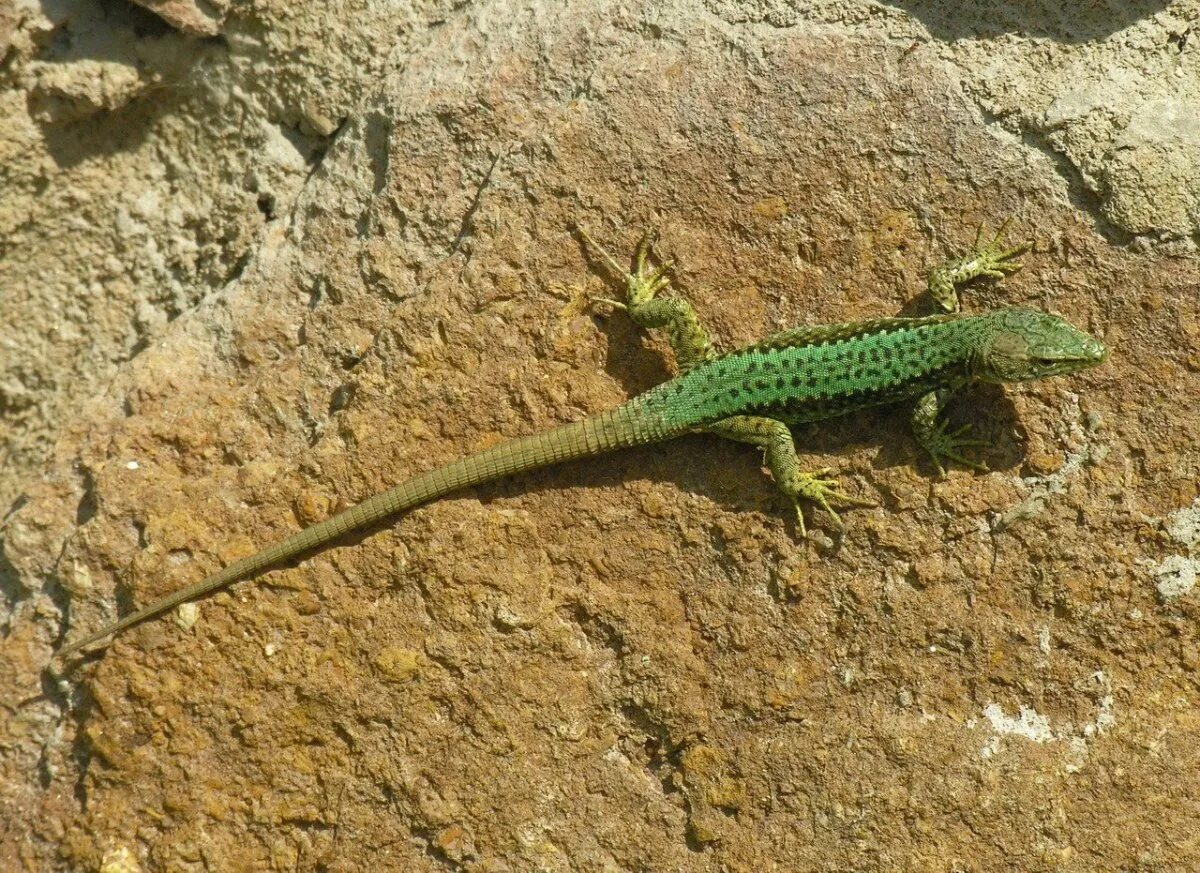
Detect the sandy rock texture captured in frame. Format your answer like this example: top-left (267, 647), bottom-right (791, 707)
top-left (2, 0), bottom-right (1199, 870)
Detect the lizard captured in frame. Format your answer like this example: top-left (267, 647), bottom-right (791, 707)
top-left (56, 221), bottom-right (1108, 660)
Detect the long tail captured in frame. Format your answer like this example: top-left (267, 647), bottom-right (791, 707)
top-left (57, 396), bottom-right (679, 658)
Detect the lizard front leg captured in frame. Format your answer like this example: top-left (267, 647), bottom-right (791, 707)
top-left (576, 226), bottom-right (716, 372)
top-left (707, 415), bottom-right (866, 537)
top-left (926, 219), bottom-right (1030, 313)
top-left (910, 389), bottom-right (988, 476)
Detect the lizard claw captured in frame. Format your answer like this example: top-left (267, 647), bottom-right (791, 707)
top-left (589, 296), bottom-right (628, 313)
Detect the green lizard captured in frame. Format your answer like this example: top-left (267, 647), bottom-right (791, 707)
top-left (57, 222), bottom-right (1107, 659)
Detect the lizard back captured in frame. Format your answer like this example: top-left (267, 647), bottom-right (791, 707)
top-left (653, 312), bottom-right (987, 428)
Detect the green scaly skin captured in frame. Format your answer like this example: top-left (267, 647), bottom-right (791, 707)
top-left (56, 223), bottom-right (1107, 660)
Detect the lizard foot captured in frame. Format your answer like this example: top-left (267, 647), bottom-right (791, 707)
top-left (963, 218), bottom-right (1031, 280)
top-left (575, 222), bottom-right (716, 370)
top-left (576, 225), bottom-right (675, 309)
top-left (785, 469), bottom-right (872, 538)
top-left (921, 421), bottom-right (989, 477)
top-left (927, 218), bottom-right (1032, 312)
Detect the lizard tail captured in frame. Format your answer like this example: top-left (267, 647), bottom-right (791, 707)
top-left (56, 397), bottom-right (679, 659)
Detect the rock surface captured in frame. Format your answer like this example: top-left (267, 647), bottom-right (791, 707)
top-left (2, 1), bottom-right (1199, 870)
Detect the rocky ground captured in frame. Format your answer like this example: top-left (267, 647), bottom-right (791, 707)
top-left (2, 1), bottom-right (1199, 870)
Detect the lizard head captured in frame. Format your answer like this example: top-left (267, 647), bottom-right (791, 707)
top-left (973, 308), bottom-right (1108, 383)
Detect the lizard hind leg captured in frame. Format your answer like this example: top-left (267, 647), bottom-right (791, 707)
top-left (707, 415), bottom-right (870, 538)
top-left (925, 218), bottom-right (1032, 313)
top-left (575, 224), bottom-right (716, 372)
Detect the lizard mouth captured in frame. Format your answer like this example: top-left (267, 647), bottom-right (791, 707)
top-left (1040, 336), bottom-right (1108, 368)
top-left (1035, 345), bottom-right (1107, 375)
